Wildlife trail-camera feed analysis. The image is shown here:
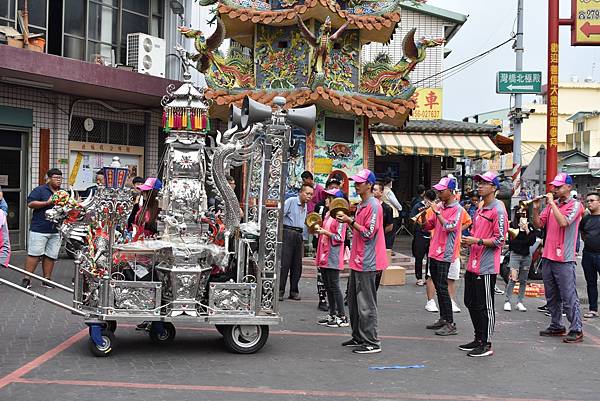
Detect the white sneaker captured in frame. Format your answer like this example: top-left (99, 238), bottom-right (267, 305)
top-left (425, 299), bottom-right (439, 312)
top-left (494, 286), bottom-right (505, 295)
top-left (516, 302), bottom-right (527, 312)
top-left (503, 301), bottom-right (512, 311)
top-left (452, 300), bottom-right (461, 313)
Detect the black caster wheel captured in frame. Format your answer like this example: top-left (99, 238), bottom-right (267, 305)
top-left (149, 322), bottom-right (176, 345)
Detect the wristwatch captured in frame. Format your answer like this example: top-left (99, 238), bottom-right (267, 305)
top-left (351, 219), bottom-right (356, 227)
top-left (434, 210), bottom-right (441, 216)
top-left (477, 238), bottom-right (484, 246)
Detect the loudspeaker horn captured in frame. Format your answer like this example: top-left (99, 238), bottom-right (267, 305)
top-left (228, 104), bottom-right (242, 130)
top-left (241, 96), bottom-right (272, 129)
top-left (286, 105), bottom-right (316, 132)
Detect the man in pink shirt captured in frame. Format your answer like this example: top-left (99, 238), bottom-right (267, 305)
top-left (417, 176), bottom-right (465, 336)
top-left (533, 173), bottom-right (584, 343)
top-left (302, 171), bottom-right (325, 213)
top-left (337, 168), bottom-right (387, 354)
top-left (460, 171), bottom-right (507, 357)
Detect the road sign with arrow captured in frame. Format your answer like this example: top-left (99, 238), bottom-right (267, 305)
top-left (496, 71), bottom-right (542, 94)
top-left (572, 0), bottom-right (600, 45)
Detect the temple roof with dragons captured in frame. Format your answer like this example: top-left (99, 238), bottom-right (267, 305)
top-left (189, 0), bottom-right (437, 126)
top-left (217, 0), bottom-right (403, 45)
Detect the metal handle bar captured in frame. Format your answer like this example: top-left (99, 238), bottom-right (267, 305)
top-left (6, 263), bottom-right (74, 293)
top-left (0, 277), bottom-right (87, 316)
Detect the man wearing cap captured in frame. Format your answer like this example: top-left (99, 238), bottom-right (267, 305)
top-left (280, 183), bottom-right (314, 301)
top-left (417, 176), bottom-right (465, 336)
top-left (460, 171), bottom-right (507, 357)
top-left (337, 169), bottom-right (387, 354)
top-left (532, 173), bottom-right (584, 343)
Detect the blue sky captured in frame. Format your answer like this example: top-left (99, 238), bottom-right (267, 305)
top-left (427, 0), bottom-right (600, 119)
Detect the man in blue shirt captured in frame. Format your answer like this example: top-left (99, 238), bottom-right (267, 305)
top-left (280, 183), bottom-right (313, 301)
top-left (22, 168), bottom-right (63, 289)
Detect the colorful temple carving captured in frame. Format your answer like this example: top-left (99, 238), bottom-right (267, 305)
top-left (181, 0), bottom-right (440, 193)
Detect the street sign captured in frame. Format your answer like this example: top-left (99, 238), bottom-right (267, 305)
top-left (496, 71), bottom-right (542, 94)
top-left (572, 0), bottom-right (600, 46)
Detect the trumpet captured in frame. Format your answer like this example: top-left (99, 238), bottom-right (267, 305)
top-left (519, 194), bottom-right (547, 208)
top-left (410, 200), bottom-right (437, 223)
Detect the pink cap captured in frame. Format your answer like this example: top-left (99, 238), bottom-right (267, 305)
top-left (433, 176), bottom-right (457, 191)
top-left (325, 188), bottom-right (340, 196)
top-left (549, 173), bottom-right (573, 187)
top-left (349, 169), bottom-right (376, 184)
top-left (138, 177), bottom-right (163, 191)
top-left (473, 171), bottom-right (500, 188)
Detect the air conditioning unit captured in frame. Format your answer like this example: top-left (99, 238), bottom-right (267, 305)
top-left (126, 33), bottom-right (166, 78)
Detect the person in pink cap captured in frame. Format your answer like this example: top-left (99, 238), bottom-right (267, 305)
top-left (532, 173), bottom-right (584, 343)
top-left (315, 189), bottom-right (349, 328)
top-left (416, 175), bottom-right (466, 337)
top-left (460, 171), bottom-right (507, 357)
top-left (134, 177), bottom-right (162, 240)
top-left (336, 168), bottom-right (387, 354)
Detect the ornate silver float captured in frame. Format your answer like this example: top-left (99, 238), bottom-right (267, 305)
top-left (0, 68), bottom-right (315, 356)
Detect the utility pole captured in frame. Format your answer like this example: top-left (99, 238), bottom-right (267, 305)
top-left (511, 0), bottom-right (524, 205)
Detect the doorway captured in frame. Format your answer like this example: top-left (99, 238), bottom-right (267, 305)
top-left (0, 127), bottom-right (29, 250)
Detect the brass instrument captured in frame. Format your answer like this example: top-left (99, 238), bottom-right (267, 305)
top-left (329, 197), bottom-right (350, 218)
top-left (508, 203), bottom-right (531, 239)
top-left (507, 227), bottom-right (520, 239)
top-left (410, 200), bottom-right (437, 223)
top-left (519, 194), bottom-right (547, 208)
top-left (305, 212), bottom-right (323, 234)
top-left (410, 207), bottom-right (429, 223)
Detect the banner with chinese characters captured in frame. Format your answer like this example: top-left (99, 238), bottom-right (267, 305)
top-left (411, 88), bottom-right (442, 120)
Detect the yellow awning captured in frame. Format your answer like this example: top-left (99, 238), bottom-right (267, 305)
top-left (372, 132), bottom-right (501, 160)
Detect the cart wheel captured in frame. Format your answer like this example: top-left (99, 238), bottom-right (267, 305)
top-left (106, 320), bottom-right (117, 333)
top-left (149, 322), bottom-right (176, 345)
top-left (89, 329), bottom-right (115, 357)
top-left (222, 325), bottom-right (269, 354)
top-left (215, 325), bottom-right (229, 336)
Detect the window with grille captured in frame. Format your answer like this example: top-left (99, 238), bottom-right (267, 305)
top-left (57, 0), bottom-right (164, 63)
top-left (70, 116), bottom-right (146, 147)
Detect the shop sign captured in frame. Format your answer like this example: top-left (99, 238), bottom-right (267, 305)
top-left (314, 157), bottom-right (333, 174)
top-left (589, 156), bottom-right (600, 170)
top-left (411, 88), bottom-right (442, 120)
top-left (573, 0), bottom-right (600, 45)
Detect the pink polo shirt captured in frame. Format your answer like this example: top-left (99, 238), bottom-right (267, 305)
top-left (308, 183), bottom-right (325, 213)
top-left (349, 196), bottom-right (388, 272)
top-left (423, 200), bottom-right (465, 263)
top-left (467, 199), bottom-right (507, 275)
top-left (539, 198), bottom-right (583, 262)
top-left (316, 213), bottom-right (347, 270)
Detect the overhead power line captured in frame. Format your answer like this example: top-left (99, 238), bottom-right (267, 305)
top-left (413, 34), bottom-right (516, 86)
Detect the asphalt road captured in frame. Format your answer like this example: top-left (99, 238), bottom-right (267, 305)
top-left (0, 251), bottom-right (599, 401)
